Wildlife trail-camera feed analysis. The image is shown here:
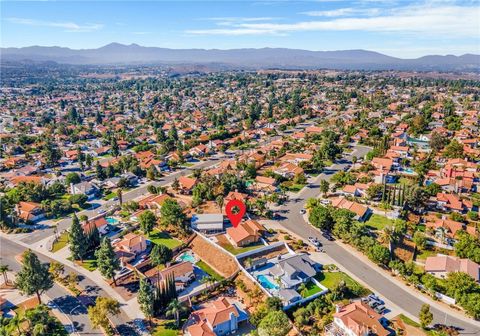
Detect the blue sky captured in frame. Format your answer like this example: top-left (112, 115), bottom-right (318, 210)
top-left (1, 0), bottom-right (479, 58)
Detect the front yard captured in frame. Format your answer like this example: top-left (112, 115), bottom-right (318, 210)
top-left (365, 214), bottom-right (405, 231)
top-left (314, 271), bottom-right (369, 297)
top-left (148, 230), bottom-right (183, 249)
top-left (51, 231), bottom-right (69, 252)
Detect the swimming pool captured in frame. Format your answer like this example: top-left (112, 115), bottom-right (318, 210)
top-left (257, 274), bottom-right (279, 290)
top-left (177, 251), bottom-right (196, 263)
top-left (106, 217), bottom-right (119, 225)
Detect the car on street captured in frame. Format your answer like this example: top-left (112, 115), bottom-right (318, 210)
top-left (322, 231), bottom-right (335, 241)
top-left (97, 208), bottom-right (106, 214)
top-left (300, 209), bottom-right (306, 214)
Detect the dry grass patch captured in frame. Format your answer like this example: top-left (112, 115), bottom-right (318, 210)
top-left (189, 235), bottom-right (238, 277)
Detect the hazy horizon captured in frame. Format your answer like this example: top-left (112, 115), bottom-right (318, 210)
top-left (2, 0), bottom-right (479, 58)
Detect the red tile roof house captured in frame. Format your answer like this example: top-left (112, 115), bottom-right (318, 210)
top-left (82, 216), bottom-right (108, 236)
top-left (325, 302), bottom-right (389, 336)
top-left (341, 183), bottom-right (371, 198)
top-left (113, 233), bottom-right (147, 267)
top-left (186, 297), bottom-right (248, 336)
top-left (436, 193), bottom-right (473, 213)
top-left (425, 255), bottom-right (479, 281)
top-left (137, 193), bottom-right (171, 211)
top-left (331, 197), bottom-right (371, 222)
top-left (178, 176), bottom-right (198, 194)
top-left (16, 201), bottom-right (45, 223)
top-left (426, 218), bottom-right (465, 241)
top-left (226, 219), bottom-right (264, 248)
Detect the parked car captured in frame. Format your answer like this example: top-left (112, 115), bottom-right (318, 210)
top-left (322, 232), bottom-right (335, 241)
top-left (300, 209), bottom-right (306, 214)
top-left (374, 305), bottom-right (386, 314)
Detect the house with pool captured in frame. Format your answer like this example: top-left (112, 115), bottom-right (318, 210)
top-left (248, 251), bottom-right (325, 307)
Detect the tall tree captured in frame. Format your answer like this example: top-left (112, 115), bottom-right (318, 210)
top-left (69, 213), bottom-right (88, 261)
top-left (138, 210), bottom-right (156, 235)
top-left (137, 278), bottom-right (155, 324)
top-left (165, 299), bottom-right (187, 327)
top-left (95, 238), bottom-right (120, 286)
top-left (160, 199), bottom-right (186, 230)
top-left (258, 310), bottom-right (291, 336)
top-left (0, 264), bottom-right (10, 285)
top-left (419, 304), bottom-right (433, 329)
top-left (15, 250), bottom-right (53, 304)
top-left (88, 297), bottom-right (120, 333)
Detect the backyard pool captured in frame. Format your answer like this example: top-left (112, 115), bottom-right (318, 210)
top-left (177, 251), bottom-right (196, 263)
top-left (106, 217), bottom-right (119, 225)
top-left (257, 274), bottom-right (279, 290)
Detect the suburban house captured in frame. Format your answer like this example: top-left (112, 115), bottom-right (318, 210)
top-left (425, 255), bottom-right (479, 281)
top-left (273, 162), bottom-right (304, 178)
top-left (138, 193), bottom-right (171, 210)
top-left (226, 219), bottom-right (264, 247)
top-left (330, 197), bottom-right (371, 222)
top-left (325, 302), bottom-right (389, 336)
top-left (186, 297), bottom-right (248, 336)
top-left (82, 216), bottom-right (108, 235)
top-left (113, 233), bottom-right (147, 265)
top-left (191, 214), bottom-right (224, 233)
top-left (146, 261), bottom-right (195, 290)
top-left (70, 181), bottom-right (100, 200)
top-left (270, 253), bottom-right (317, 289)
top-left (436, 193), bottom-right (473, 213)
top-left (16, 201), bottom-right (45, 222)
top-left (178, 176), bottom-right (198, 194)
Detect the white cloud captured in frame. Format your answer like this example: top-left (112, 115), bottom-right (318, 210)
top-left (187, 4), bottom-right (479, 38)
top-left (301, 8), bottom-right (380, 17)
top-left (7, 17), bottom-right (103, 32)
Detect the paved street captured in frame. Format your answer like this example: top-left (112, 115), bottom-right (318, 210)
top-left (273, 145), bottom-right (480, 335)
top-left (19, 157), bottom-right (222, 245)
top-left (0, 237), bottom-right (138, 335)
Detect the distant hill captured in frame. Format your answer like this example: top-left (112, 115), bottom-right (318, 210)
top-left (1, 43), bottom-right (479, 71)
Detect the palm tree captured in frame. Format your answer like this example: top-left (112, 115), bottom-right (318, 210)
top-left (0, 264), bottom-right (10, 285)
top-left (166, 299), bottom-right (187, 328)
top-left (298, 283), bottom-right (308, 297)
top-left (9, 314), bottom-right (23, 335)
top-left (32, 323), bottom-right (48, 336)
top-left (379, 226), bottom-right (396, 254)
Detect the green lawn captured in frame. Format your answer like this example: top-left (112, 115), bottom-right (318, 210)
top-left (153, 319), bottom-right (185, 336)
top-left (103, 191), bottom-right (117, 200)
top-left (415, 248), bottom-right (437, 261)
top-left (365, 214), bottom-right (405, 231)
top-left (52, 231), bottom-right (69, 252)
top-left (315, 271), bottom-right (356, 288)
top-left (301, 280), bottom-right (323, 298)
top-left (196, 261), bottom-right (223, 281)
top-left (148, 230), bottom-right (183, 249)
top-left (219, 240), bottom-right (264, 255)
top-left (288, 183), bottom-right (307, 193)
top-left (80, 259), bottom-right (97, 271)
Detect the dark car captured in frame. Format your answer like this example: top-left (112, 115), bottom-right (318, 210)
top-left (322, 231), bottom-right (335, 241)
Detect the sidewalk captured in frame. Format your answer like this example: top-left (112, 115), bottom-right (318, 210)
top-left (0, 231), bottom-right (143, 321)
top-left (300, 212), bottom-right (480, 327)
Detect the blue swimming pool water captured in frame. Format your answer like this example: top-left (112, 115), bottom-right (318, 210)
top-left (257, 274), bottom-right (279, 290)
top-left (178, 252), bottom-right (196, 263)
top-left (106, 217), bottom-right (119, 225)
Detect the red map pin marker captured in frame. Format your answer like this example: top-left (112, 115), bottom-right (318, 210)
top-left (225, 199), bottom-right (246, 228)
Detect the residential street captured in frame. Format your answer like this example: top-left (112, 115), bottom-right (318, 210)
top-left (0, 237), bottom-right (138, 335)
top-left (18, 157), bottom-right (222, 245)
top-left (273, 145), bottom-right (480, 335)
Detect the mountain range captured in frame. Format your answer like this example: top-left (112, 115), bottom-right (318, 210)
top-left (1, 43), bottom-right (479, 71)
